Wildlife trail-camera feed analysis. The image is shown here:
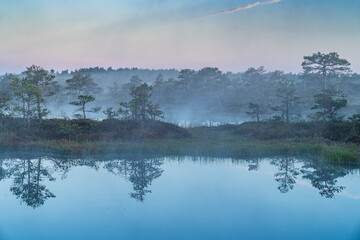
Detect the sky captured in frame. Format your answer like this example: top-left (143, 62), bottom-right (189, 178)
top-left (0, 0), bottom-right (359, 74)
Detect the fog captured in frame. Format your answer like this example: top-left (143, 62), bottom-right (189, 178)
top-left (1, 62), bottom-right (359, 127)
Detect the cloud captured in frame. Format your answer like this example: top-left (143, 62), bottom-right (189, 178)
top-left (206, 0), bottom-right (281, 17)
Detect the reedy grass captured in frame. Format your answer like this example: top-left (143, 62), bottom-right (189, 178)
top-left (4, 137), bottom-right (358, 164)
top-left (0, 124), bottom-right (359, 164)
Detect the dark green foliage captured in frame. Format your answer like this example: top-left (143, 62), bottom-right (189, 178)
top-left (147, 103), bottom-right (163, 120)
top-left (39, 119), bottom-right (99, 141)
top-left (333, 115), bottom-right (360, 143)
top-left (322, 121), bottom-right (353, 142)
top-left (0, 75), bottom-right (12, 118)
top-left (232, 121), bottom-right (360, 144)
top-left (0, 118), bottom-right (190, 143)
top-left (120, 83), bottom-right (163, 121)
top-left (22, 65), bottom-right (57, 123)
top-left (233, 122), bottom-right (324, 140)
top-left (10, 75), bottom-right (38, 127)
top-left (311, 86), bottom-right (347, 122)
top-left (349, 114), bottom-right (360, 142)
top-left (10, 66), bottom-right (57, 127)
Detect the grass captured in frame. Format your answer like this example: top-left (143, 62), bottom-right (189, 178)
top-left (4, 134), bottom-right (359, 165)
top-left (0, 120), bottom-right (359, 165)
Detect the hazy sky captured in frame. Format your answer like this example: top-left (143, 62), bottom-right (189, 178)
top-left (1, 0), bottom-right (359, 74)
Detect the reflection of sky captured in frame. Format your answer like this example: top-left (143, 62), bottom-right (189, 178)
top-left (0, 157), bottom-right (360, 239)
top-left (1, 0), bottom-right (359, 74)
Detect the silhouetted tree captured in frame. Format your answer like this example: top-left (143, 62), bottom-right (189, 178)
top-left (120, 83), bottom-right (163, 121)
top-left (10, 76), bottom-right (37, 127)
top-left (273, 72), bottom-right (300, 123)
top-left (246, 102), bottom-right (264, 122)
top-left (311, 86), bottom-right (347, 122)
top-left (302, 52), bottom-right (351, 89)
top-left (22, 65), bottom-right (57, 123)
top-left (70, 95), bottom-right (101, 119)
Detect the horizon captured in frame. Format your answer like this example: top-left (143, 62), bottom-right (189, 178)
top-left (0, 64), bottom-right (318, 76)
top-left (1, 0), bottom-right (359, 75)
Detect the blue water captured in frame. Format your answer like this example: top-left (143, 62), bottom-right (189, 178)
top-left (0, 155), bottom-right (359, 240)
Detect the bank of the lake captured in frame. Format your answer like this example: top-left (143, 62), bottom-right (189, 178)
top-left (0, 119), bottom-right (359, 164)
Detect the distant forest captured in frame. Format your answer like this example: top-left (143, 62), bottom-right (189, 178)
top-left (0, 52), bottom-right (359, 124)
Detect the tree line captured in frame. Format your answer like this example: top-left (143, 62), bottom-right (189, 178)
top-left (0, 66), bottom-right (163, 128)
top-left (0, 51), bottom-right (359, 128)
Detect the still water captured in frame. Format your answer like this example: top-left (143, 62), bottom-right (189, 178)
top-left (0, 153), bottom-right (359, 240)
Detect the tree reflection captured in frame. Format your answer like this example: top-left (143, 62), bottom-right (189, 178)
top-left (247, 158), bottom-right (260, 171)
top-left (0, 152), bottom-right (355, 209)
top-left (105, 157), bottom-right (164, 202)
top-left (271, 157), bottom-right (300, 193)
top-left (10, 158), bottom-right (56, 208)
top-left (0, 159), bottom-right (10, 181)
top-left (301, 162), bottom-right (347, 198)
top-left (0, 153), bottom-right (165, 208)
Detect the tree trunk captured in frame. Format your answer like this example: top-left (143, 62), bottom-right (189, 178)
top-left (286, 102), bottom-right (289, 124)
top-left (82, 103), bottom-right (86, 119)
top-left (27, 100), bottom-right (31, 128)
top-left (36, 158), bottom-right (41, 196)
top-left (36, 94), bottom-right (42, 124)
top-left (27, 159), bottom-right (31, 198)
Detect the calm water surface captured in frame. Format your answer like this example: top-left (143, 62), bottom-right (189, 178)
top-left (0, 153), bottom-right (359, 240)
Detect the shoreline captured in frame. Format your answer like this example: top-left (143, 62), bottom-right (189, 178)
top-left (0, 137), bottom-right (358, 165)
top-left (0, 119), bottom-right (359, 164)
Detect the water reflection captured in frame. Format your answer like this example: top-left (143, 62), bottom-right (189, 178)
top-left (247, 158), bottom-right (260, 171)
top-left (301, 160), bottom-right (347, 198)
top-left (271, 157), bottom-right (300, 193)
top-left (0, 152), bottom-right (357, 208)
top-left (8, 158), bottom-right (55, 208)
top-left (104, 157), bottom-right (164, 202)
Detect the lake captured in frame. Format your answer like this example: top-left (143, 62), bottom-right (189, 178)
top-left (0, 152), bottom-right (359, 240)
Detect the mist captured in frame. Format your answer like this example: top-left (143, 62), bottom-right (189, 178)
top-left (1, 63), bottom-right (359, 127)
